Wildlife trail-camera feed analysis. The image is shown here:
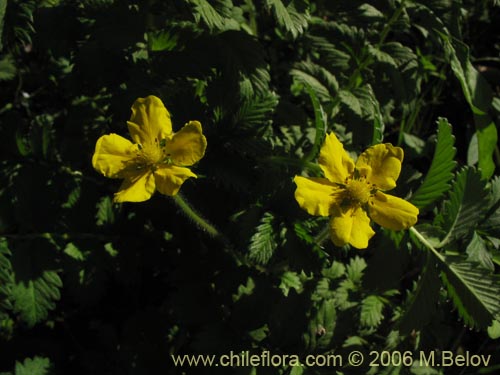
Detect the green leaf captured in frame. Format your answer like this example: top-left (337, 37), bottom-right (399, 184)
top-left (410, 118), bottom-right (456, 209)
top-left (234, 92), bottom-right (278, 129)
top-left (188, 0), bottom-right (226, 31)
top-left (352, 85), bottom-right (385, 144)
top-left (441, 34), bottom-right (492, 116)
top-left (439, 34), bottom-right (496, 179)
top-left (303, 84), bottom-right (327, 162)
top-left (0, 0), bottom-right (7, 51)
top-left (338, 90), bottom-right (362, 117)
top-left (290, 61), bottom-right (338, 101)
top-left (440, 257), bottom-right (500, 329)
top-left (10, 242), bottom-right (62, 328)
top-left (306, 35), bottom-right (350, 69)
top-left (0, 54), bottom-right (17, 81)
top-left (488, 320), bottom-right (500, 339)
top-left (346, 256), bottom-right (367, 285)
top-left (95, 196), bottom-right (116, 226)
top-left (466, 232), bottom-right (494, 271)
top-left (148, 29), bottom-right (178, 52)
top-left (265, 0), bottom-right (309, 39)
top-left (475, 116), bottom-right (497, 180)
top-left (279, 271), bottom-right (302, 296)
top-left (360, 295), bottom-right (385, 328)
top-left (248, 212), bottom-right (278, 264)
top-left (367, 44), bottom-right (397, 67)
top-left (15, 357), bottom-right (51, 375)
top-left (438, 168), bottom-right (488, 246)
top-left (398, 255), bottom-right (440, 334)
top-left (0, 239), bottom-right (13, 317)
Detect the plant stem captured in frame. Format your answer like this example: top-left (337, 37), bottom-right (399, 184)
top-left (409, 226), bottom-right (445, 262)
top-left (314, 223), bottom-right (331, 246)
top-left (171, 194), bottom-right (247, 266)
top-left (172, 194), bottom-right (220, 238)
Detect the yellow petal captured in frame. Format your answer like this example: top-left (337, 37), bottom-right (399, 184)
top-left (318, 132), bottom-right (355, 184)
top-left (368, 191), bottom-right (419, 230)
top-left (355, 143), bottom-right (403, 191)
top-left (166, 121), bottom-right (207, 166)
top-left (329, 206), bottom-right (375, 249)
top-left (114, 172), bottom-right (156, 203)
top-left (294, 176), bottom-right (340, 216)
top-left (92, 133), bottom-right (136, 178)
top-left (154, 165), bottom-right (197, 196)
top-left (127, 95), bottom-right (172, 145)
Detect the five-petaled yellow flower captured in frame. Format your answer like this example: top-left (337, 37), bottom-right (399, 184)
top-left (294, 133), bottom-right (419, 249)
top-left (92, 95), bottom-right (207, 203)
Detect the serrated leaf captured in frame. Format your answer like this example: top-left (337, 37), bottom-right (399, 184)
top-left (399, 255), bottom-right (440, 334)
top-left (475, 117), bottom-right (497, 180)
top-left (189, 0), bottom-right (225, 31)
top-left (265, 0), bottom-right (309, 39)
top-left (0, 239), bottom-right (13, 316)
top-left (338, 90), bottom-right (362, 117)
top-left (234, 92), bottom-right (278, 129)
top-left (10, 243), bottom-right (62, 328)
top-left (279, 271), bottom-right (302, 296)
top-left (440, 34), bottom-right (496, 179)
top-left (438, 168), bottom-right (488, 246)
top-left (368, 44), bottom-right (397, 67)
top-left (11, 271), bottom-right (62, 328)
top-left (148, 29), bottom-right (178, 52)
top-left (440, 257), bottom-right (500, 329)
top-left (360, 295), bottom-right (385, 328)
top-left (441, 34), bottom-right (491, 116)
top-left (303, 83), bottom-right (327, 162)
top-left (0, 54), bottom-right (16, 81)
top-left (95, 196), bottom-right (115, 226)
top-left (353, 85), bottom-right (385, 144)
top-left (410, 118), bottom-right (456, 209)
top-left (248, 212), bottom-right (277, 264)
top-left (346, 256), bottom-right (366, 284)
top-left (15, 357), bottom-right (51, 375)
top-left (358, 3), bottom-right (384, 20)
top-left (290, 63), bottom-right (336, 102)
top-left (306, 35), bottom-right (350, 69)
top-left (322, 261), bottom-right (345, 280)
top-left (466, 232), bottom-right (494, 271)
top-left (0, 0), bottom-right (7, 51)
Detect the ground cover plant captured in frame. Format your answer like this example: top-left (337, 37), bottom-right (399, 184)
top-left (1, 0), bottom-right (500, 374)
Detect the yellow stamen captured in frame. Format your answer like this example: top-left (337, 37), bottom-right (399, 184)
top-left (344, 179), bottom-right (371, 205)
top-left (136, 141), bottom-right (165, 170)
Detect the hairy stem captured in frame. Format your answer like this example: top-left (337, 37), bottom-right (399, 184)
top-left (172, 194), bottom-right (220, 238)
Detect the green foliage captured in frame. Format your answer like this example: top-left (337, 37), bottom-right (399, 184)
top-left (0, 240), bottom-right (12, 319)
top-left (410, 118), bottom-right (456, 210)
top-left (437, 167), bottom-right (488, 246)
top-left (248, 212), bottom-right (280, 264)
top-left (265, 0), bottom-right (309, 39)
top-left (398, 255), bottom-right (441, 334)
top-left (11, 245), bottom-right (62, 328)
top-left (441, 257), bottom-right (500, 329)
top-left (14, 357), bottom-right (51, 375)
top-left (1, 0), bottom-right (500, 373)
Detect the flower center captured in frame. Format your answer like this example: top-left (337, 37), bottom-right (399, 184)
top-left (135, 140), bottom-right (167, 170)
top-left (344, 179), bottom-right (371, 205)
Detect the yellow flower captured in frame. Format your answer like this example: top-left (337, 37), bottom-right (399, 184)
top-left (294, 133), bottom-right (419, 249)
top-left (92, 95), bottom-right (207, 203)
